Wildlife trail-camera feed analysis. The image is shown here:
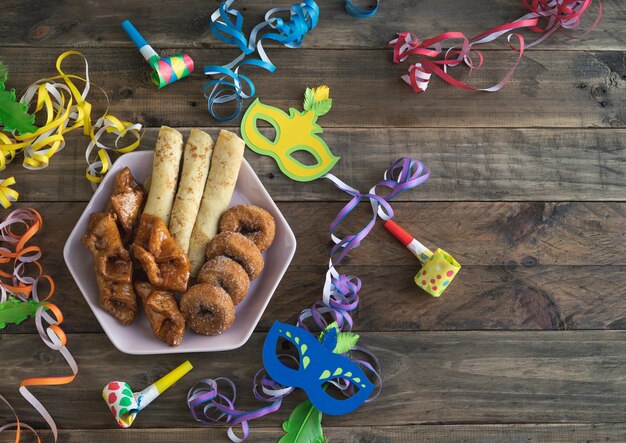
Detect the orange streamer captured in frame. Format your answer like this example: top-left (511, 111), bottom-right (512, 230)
top-left (0, 208), bottom-right (77, 442)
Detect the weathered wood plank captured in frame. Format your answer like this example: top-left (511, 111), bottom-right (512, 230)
top-left (0, 49), bottom-right (623, 129)
top-left (0, 0), bottom-right (618, 50)
top-left (5, 128), bottom-right (626, 202)
top-left (4, 201), bottom-right (626, 333)
top-left (4, 331), bottom-right (626, 431)
top-left (30, 424), bottom-right (626, 443)
top-left (13, 201), bottom-right (626, 267)
top-left (7, 264), bottom-right (626, 333)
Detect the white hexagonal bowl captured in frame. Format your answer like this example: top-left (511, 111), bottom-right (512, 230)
top-left (64, 150), bottom-right (296, 354)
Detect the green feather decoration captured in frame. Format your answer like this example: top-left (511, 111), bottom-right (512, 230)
top-left (0, 60), bottom-right (8, 85)
top-left (312, 99), bottom-right (332, 117)
top-left (303, 87), bottom-right (315, 112)
top-left (0, 59), bottom-right (36, 135)
top-left (279, 400), bottom-right (325, 443)
top-left (0, 296), bottom-right (47, 330)
top-left (318, 321), bottom-right (360, 354)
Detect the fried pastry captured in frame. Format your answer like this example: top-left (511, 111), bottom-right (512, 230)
top-left (82, 212), bottom-right (137, 325)
top-left (134, 281), bottom-right (185, 347)
top-left (219, 205), bottom-right (276, 252)
top-left (180, 283), bottom-right (235, 335)
top-left (108, 167), bottom-right (145, 244)
top-left (131, 214), bottom-right (190, 293)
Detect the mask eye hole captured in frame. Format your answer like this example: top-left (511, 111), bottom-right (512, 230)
top-left (276, 336), bottom-right (302, 370)
top-left (262, 124), bottom-right (277, 144)
top-left (323, 376), bottom-right (363, 399)
top-left (255, 116), bottom-right (280, 144)
top-left (289, 148), bottom-right (319, 167)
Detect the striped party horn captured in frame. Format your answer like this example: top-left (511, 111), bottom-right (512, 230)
top-left (103, 360), bottom-right (193, 428)
top-left (122, 20), bottom-right (194, 89)
top-left (384, 219), bottom-right (460, 297)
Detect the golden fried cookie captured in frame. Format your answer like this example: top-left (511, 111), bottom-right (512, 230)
top-left (205, 232), bottom-right (264, 280)
top-left (181, 283), bottom-right (235, 335)
top-left (219, 205), bottom-right (276, 252)
top-left (197, 256), bottom-right (250, 305)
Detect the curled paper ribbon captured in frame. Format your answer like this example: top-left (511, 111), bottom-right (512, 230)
top-left (0, 51), bottom-right (143, 202)
top-left (188, 372), bottom-right (293, 442)
top-left (188, 158), bottom-right (426, 441)
top-left (204, 0), bottom-right (319, 121)
top-left (390, 0), bottom-right (601, 93)
top-left (0, 208), bottom-right (77, 443)
top-left (345, 0), bottom-right (380, 18)
top-left (298, 158), bottom-right (430, 331)
top-left (0, 395), bottom-right (40, 443)
top-left (0, 177), bottom-right (18, 209)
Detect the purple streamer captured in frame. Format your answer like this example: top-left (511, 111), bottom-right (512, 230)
top-left (187, 158), bottom-right (429, 441)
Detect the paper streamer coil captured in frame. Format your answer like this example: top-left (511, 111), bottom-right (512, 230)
top-left (390, 0), bottom-right (601, 93)
top-left (0, 208), bottom-right (77, 443)
top-left (0, 51), bottom-right (144, 208)
top-left (204, 0), bottom-right (319, 121)
top-left (345, 0), bottom-right (380, 17)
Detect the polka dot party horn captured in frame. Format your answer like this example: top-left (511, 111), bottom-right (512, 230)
top-left (384, 219), bottom-right (460, 297)
top-left (122, 20), bottom-right (194, 89)
top-left (102, 360), bottom-right (193, 428)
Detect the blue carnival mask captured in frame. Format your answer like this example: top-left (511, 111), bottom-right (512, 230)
top-left (262, 321), bottom-right (374, 416)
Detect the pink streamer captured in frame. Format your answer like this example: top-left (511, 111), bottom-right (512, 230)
top-left (390, 0), bottom-right (602, 93)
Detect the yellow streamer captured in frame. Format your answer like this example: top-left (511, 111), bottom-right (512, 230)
top-left (0, 51), bottom-right (144, 206)
top-left (0, 177), bottom-right (18, 209)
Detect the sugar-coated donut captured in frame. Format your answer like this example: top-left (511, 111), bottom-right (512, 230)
top-left (197, 256), bottom-right (250, 305)
top-left (219, 205), bottom-right (276, 252)
top-left (205, 232), bottom-right (264, 280)
top-left (180, 284), bottom-right (235, 335)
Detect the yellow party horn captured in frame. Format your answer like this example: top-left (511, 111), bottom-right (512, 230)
top-left (102, 360), bottom-right (193, 428)
top-left (384, 220), bottom-right (460, 297)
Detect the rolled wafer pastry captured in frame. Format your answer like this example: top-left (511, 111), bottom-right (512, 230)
top-left (188, 130), bottom-right (245, 275)
top-left (143, 126), bottom-right (184, 225)
top-left (143, 175), bottom-right (152, 193)
top-left (169, 129), bottom-right (214, 254)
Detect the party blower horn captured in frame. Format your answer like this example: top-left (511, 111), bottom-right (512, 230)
top-left (103, 360), bottom-right (193, 428)
top-left (384, 219), bottom-right (461, 297)
top-left (122, 20), bottom-right (194, 89)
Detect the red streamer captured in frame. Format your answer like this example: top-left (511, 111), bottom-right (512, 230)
top-left (390, 0), bottom-right (602, 93)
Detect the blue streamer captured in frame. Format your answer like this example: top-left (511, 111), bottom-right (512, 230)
top-left (345, 0), bottom-right (380, 18)
top-left (204, 0), bottom-right (320, 121)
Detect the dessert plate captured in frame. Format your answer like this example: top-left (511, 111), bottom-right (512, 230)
top-left (64, 150), bottom-right (296, 354)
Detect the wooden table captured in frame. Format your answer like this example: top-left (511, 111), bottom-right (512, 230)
top-left (1, 0), bottom-right (625, 441)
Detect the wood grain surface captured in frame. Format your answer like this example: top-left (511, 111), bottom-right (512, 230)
top-left (5, 128), bottom-right (626, 202)
top-left (4, 331), bottom-right (626, 431)
top-left (48, 424), bottom-right (626, 443)
top-left (0, 0), bottom-right (624, 441)
top-left (1, 48), bottom-right (624, 129)
top-left (0, 0), bottom-right (619, 50)
top-left (3, 201), bottom-right (626, 334)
